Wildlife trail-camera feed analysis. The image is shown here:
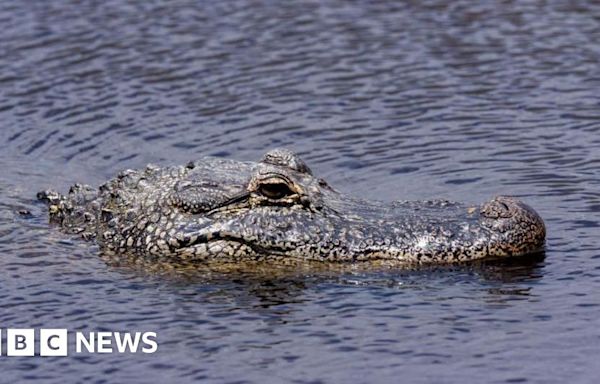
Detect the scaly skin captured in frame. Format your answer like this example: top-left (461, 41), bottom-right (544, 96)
top-left (38, 149), bottom-right (546, 264)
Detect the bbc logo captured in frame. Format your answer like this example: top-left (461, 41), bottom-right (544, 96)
top-left (1, 329), bottom-right (67, 356)
top-left (0, 329), bottom-right (158, 356)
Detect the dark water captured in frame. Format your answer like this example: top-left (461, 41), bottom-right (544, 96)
top-left (1, 0), bottom-right (599, 382)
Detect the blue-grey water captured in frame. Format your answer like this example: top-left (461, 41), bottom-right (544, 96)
top-left (1, 1), bottom-right (599, 383)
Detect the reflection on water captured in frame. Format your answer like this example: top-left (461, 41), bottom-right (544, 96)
top-left (1, 0), bottom-right (599, 383)
top-left (101, 252), bottom-right (547, 287)
top-left (99, 252), bottom-right (547, 309)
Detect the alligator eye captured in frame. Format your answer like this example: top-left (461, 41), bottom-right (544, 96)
top-left (258, 182), bottom-right (294, 200)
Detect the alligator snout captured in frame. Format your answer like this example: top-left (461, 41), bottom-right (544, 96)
top-left (478, 196), bottom-right (546, 256)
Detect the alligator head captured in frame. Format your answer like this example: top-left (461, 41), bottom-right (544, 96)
top-left (38, 149), bottom-right (546, 263)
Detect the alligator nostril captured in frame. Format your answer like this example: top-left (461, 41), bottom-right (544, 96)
top-left (480, 199), bottom-right (515, 219)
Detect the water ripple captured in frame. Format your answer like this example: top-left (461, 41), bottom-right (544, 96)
top-left (1, 0), bottom-right (599, 383)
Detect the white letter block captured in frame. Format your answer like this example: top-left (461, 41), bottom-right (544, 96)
top-left (7, 329), bottom-right (35, 356)
top-left (40, 329), bottom-right (68, 356)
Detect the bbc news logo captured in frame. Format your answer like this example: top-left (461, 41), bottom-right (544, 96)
top-left (0, 329), bottom-right (158, 356)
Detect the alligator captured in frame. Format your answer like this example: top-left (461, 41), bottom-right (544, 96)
top-left (38, 149), bottom-right (546, 264)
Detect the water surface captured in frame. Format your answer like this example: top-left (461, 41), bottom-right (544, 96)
top-left (1, 1), bottom-right (599, 383)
